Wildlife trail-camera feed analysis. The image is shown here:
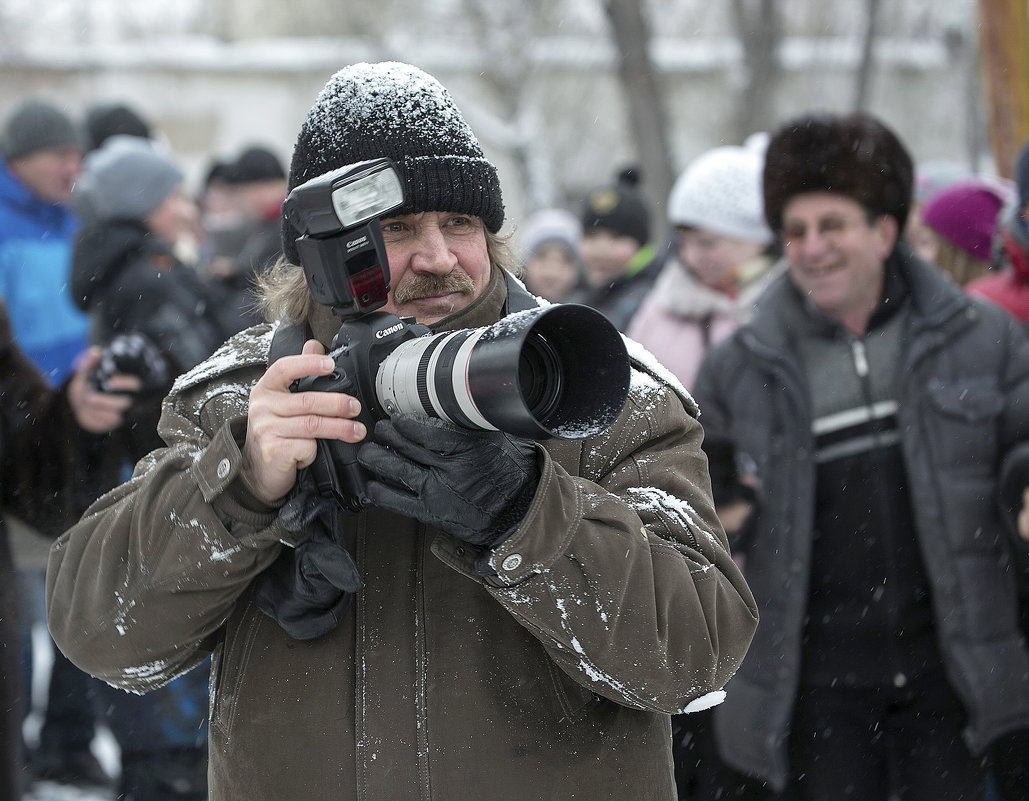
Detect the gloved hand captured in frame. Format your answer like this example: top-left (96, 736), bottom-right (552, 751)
top-left (252, 471), bottom-right (362, 640)
top-left (89, 331), bottom-right (170, 397)
top-left (357, 413), bottom-right (540, 548)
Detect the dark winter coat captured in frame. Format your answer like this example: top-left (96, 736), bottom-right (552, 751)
top-left (46, 266), bottom-right (758, 801)
top-left (692, 247), bottom-right (1029, 791)
top-left (71, 219), bottom-right (240, 459)
top-left (0, 298), bottom-right (110, 800)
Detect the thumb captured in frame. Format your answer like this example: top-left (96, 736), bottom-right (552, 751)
top-left (302, 339), bottom-right (327, 356)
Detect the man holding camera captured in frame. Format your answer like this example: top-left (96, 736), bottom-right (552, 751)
top-left (46, 62), bottom-right (757, 800)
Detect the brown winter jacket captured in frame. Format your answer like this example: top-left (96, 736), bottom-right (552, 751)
top-left (46, 268), bottom-right (758, 801)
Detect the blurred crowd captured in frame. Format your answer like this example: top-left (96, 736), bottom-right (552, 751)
top-left (2, 87), bottom-right (1029, 801)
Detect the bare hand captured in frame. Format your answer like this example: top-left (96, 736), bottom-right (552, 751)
top-left (67, 347), bottom-right (138, 434)
top-left (1018, 486), bottom-right (1029, 542)
top-left (241, 339), bottom-right (367, 505)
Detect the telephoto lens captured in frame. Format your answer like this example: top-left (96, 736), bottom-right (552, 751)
top-left (374, 303), bottom-right (631, 440)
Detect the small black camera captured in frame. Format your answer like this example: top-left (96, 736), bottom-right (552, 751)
top-left (282, 159), bottom-right (631, 512)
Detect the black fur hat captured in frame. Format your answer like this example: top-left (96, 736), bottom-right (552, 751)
top-left (282, 61), bottom-right (504, 264)
top-left (762, 112), bottom-right (914, 233)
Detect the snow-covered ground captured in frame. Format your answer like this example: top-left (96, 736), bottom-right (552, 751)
top-left (23, 623), bottom-right (120, 801)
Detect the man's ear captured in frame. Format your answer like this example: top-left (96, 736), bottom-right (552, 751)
top-left (874, 214), bottom-right (900, 260)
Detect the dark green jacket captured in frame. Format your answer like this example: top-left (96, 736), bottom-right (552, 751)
top-left (47, 268), bottom-right (757, 801)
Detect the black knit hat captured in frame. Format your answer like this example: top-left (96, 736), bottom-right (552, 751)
top-left (581, 167), bottom-right (651, 247)
top-left (763, 112), bottom-right (914, 233)
top-left (282, 61), bottom-right (504, 264)
top-left (85, 102), bottom-right (152, 152)
top-left (1, 99), bottom-right (81, 161)
top-left (224, 145), bottom-right (286, 185)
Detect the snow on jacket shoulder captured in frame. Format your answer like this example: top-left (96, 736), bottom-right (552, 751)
top-left (46, 282), bottom-right (756, 800)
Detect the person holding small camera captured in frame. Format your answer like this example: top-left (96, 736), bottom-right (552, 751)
top-left (1, 296), bottom-right (136, 800)
top-left (46, 62), bottom-right (757, 801)
top-left (65, 134), bottom-right (243, 801)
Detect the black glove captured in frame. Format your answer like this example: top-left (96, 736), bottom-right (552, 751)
top-left (90, 331), bottom-right (170, 396)
top-left (357, 413), bottom-right (540, 549)
top-left (252, 470), bottom-right (362, 640)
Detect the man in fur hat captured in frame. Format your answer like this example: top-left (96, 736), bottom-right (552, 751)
top-left (692, 112), bottom-right (1029, 801)
top-left (45, 62), bottom-right (758, 801)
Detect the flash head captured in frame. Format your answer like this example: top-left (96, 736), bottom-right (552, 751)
top-left (282, 158), bottom-right (405, 316)
top-left (282, 158), bottom-right (404, 238)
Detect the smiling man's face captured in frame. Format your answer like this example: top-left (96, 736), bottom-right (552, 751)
top-left (380, 211), bottom-right (491, 325)
top-left (781, 192), bottom-right (898, 334)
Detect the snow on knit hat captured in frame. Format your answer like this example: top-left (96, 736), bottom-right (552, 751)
top-left (1, 98), bottom-right (81, 161)
top-left (921, 176), bottom-right (1013, 261)
top-left (763, 112), bottom-right (914, 233)
top-left (74, 135), bottom-right (183, 223)
top-left (668, 134), bottom-right (773, 244)
top-left (518, 208), bottom-right (582, 262)
top-left (282, 61), bottom-right (504, 265)
top-left (581, 167), bottom-right (651, 247)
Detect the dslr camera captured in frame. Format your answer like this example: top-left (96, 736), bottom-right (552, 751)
top-left (282, 158), bottom-right (630, 512)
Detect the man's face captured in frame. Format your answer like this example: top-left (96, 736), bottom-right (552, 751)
top-left (380, 211), bottom-right (491, 325)
top-left (8, 145), bottom-right (83, 204)
top-left (781, 192), bottom-right (898, 334)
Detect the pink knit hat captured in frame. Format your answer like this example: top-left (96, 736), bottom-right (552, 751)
top-left (921, 177), bottom-right (1014, 261)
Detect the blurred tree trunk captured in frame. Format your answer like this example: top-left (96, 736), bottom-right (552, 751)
top-left (603, 0), bottom-right (675, 244)
top-left (978, 0), bottom-right (1029, 178)
top-left (853, 0), bottom-right (882, 110)
top-left (731, 0), bottom-right (782, 140)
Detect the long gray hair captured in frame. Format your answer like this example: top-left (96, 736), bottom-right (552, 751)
top-left (256, 229), bottom-right (521, 324)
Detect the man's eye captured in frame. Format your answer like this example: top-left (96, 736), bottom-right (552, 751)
top-left (820, 218), bottom-right (846, 232)
top-left (381, 221), bottom-right (404, 234)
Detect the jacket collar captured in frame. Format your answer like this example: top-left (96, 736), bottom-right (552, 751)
top-left (749, 243), bottom-right (969, 350)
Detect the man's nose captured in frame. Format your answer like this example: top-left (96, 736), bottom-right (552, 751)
top-left (410, 226), bottom-right (458, 273)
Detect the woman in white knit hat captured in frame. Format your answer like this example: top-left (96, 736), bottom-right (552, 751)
top-left (628, 135), bottom-right (781, 391)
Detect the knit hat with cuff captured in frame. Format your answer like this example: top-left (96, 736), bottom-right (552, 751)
top-left (282, 61), bottom-right (504, 264)
top-left (581, 167), bottom-right (651, 248)
top-left (74, 135), bottom-right (183, 223)
top-left (920, 177), bottom-right (1013, 261)
top-left (668, 134), bottom-right (773, 244)
top-left (1, 99), bottom-right (81, 161)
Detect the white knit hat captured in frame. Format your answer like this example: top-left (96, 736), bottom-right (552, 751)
top-left (667, 134), bottom-right (773, 244)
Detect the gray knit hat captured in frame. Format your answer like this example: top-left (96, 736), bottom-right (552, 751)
top-left (74, 135), bottom-right (183, 223)
top-left (282, 61), bottom-right (504, 264)
top-left (1, 99), bottom-right (81, 161)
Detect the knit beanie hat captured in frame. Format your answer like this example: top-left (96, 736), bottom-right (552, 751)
top-left (518, 208), bottom-right (582, 262)
top-left (85, 102), bottom-right (152, 152)
top-left (668, 134), bottom-right (773, 244)
top-left (282, 61), bottom-right (504, 264)
top-left (921, 177), bottom-right (1013, 261)
top-left (1, 99), bottom-right (81, 161)
top-left (75, 135), bottom-right (183, 223)
top-left (763, 112), bottom-right (914, 233)
top-left (224, 145), bottom-right (286, 185)
top-left (1016, 140), bottom-right (1029, 211)
top-left (581, 167), bottom-right (651, 247)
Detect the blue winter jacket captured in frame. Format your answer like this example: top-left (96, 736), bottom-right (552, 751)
top-left (0, 163), bottom-right (88, 384)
